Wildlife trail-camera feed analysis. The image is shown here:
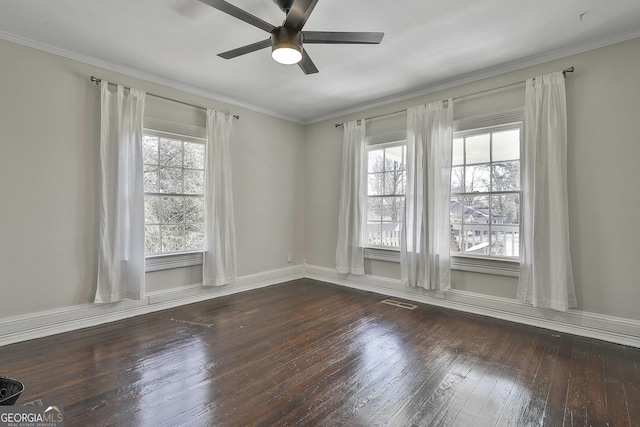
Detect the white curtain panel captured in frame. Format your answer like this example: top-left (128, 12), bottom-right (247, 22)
top-left (518, 72), bottom-right (577, 311)
top-left (203, 110), bottom-right (237, 286)
top-left (401, 101), bottom-right (453, 290)
top-left (95, 82), bottom-right (146, 303)
top-left (335, 120), bottom-right (366, 275)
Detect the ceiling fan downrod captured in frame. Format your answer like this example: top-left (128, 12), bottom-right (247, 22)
top-left (273, 0), bottom-right (294, 14)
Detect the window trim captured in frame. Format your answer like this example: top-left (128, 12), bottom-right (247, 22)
top-left (451, 109), bottom-right (524, 274)
top-left (143, 118), bottom-right (206, 272)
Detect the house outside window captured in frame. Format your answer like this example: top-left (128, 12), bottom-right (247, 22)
top-left (450, 123), bottom-right (522, 259)
top-left (142, 131), bottom-right (206, 255)
top-left (366, 137), bottom-right (406, 248)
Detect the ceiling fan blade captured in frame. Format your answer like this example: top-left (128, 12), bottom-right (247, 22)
top-left (298, 49), bottom-right (318, 74)
top-left (303, 31), bottom-right (384, 44)
top-left (218, 38), bottom-right (272, 59)
top-left (284, 0), bottom-right (319, 30)
top-left (198, 0), bottom-right (275, 33)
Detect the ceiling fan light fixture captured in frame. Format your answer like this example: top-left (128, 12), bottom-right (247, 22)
top-left (271, 27), bottom-right (303, 65)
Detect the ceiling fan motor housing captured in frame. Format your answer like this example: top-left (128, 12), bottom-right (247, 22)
top-left (271, 27), bottom-right (303, 64)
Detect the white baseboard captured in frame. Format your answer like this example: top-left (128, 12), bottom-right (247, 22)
top-left (0, 265), bottom-right (304, 347)
top-left (304, 264), bottom-right (640, 348)
top-left (3, 263), bottom-right (639, 349)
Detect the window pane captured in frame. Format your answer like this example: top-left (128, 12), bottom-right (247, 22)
top-left (143, 136), bottom-right (159, 165)
top-left (490, 230), bottom-right (519, 257)
top-left (185, 224), bottom-right (204, 250)
top-left (450, 197), bottom-right (462, 221)
top-left (184, 169), bottom-right (204, 195)
top-left (183, 142), bottom-right (205, 169)
top-left (382, 197), bottom-right (404, 222)
top-left (161, 225), bottom-right (184, 252)
top-left (452, 138), bottom-right (464, 166)
top-left (161, 196), bottom-right (185, 223)
top-left (386, 145), bottom-right (405, 170)
top-left (492, 129), bottom-right (520, 162)
top-left (144, 165), bottom-right (159, 193)
top-left (145, 225), bottom-right (161, 254)
top-left (159, 167), bottom-right (183, 194)
top-left (490, 195), bottom-right (519, 257)
top-left (465, 164), bottom-right (490, 193)
top-left (185, 197), bottom-right (205, 222)
top-left (368, 173), bottom-right (383, 196)
top-left (145, 196), bottom-right (161, 224)
top-left (366, 222), bottom-right (382, 246)
top-left (461, 195), bottom-right (490, 254)
top-left (384, 171), bottom-right (405, 195)
top-left (381, 222), bottom-right (401, 246)
top-left (462, 195), bottom-right (490, 224)
top-left (450, 197), bottom-right (462, 253)
top-left (368, 149), bottom-right (384, 173)
top-left (451, 166), bottom-right (464, 193)
top-left (159, 138), bottom-right (183, 167)
top-left (492, 161), bottom-right (520, 192)
top-left (367, 198), bottom-right (382, 221)
top-left (491, 195), bottom-right (520, 225)
top-left (465, 134), bottom-right (490, 164)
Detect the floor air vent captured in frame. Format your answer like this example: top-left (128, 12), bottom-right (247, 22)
top-left (380, 299), bottom-right (418, 310)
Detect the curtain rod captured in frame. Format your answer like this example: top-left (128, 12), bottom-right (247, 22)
top-left (334, 66), bottom-right (574, 128)
top-left (90, 76), bottom-right (240, 120)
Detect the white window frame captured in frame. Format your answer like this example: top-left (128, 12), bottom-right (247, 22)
top-left (143, 117), bottom-right (205, 272)
top-left (450, 109), bottom-right (524, 277)
top-left (361, 112), bottom-right (523, 278)
top-left (364, 131), bottom-right (407, 255)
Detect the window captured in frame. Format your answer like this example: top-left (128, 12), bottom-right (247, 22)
top-left (143, 131), bottom-right (205, 255)
top-left (450, 123), bottom-right (522, 259)
top-left (366, 141), bottom-right (406, 248)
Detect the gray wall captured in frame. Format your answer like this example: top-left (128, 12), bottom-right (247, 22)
top-left (1, 35), bottom-right (639, 327)
top-left (0, 38), bottom-right (306, 318)
top-left (305, 37), bottom-right (640, 321)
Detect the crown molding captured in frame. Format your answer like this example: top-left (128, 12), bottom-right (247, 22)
top-left (2, 28), bottom-right (639, 127)
top-left (306, 30), bottom-right (640, 125)
top-left (0, 30), bottom-right (305, 125)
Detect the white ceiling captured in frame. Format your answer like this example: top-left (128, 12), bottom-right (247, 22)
top-left (1, 0), bottom-right (639, 123)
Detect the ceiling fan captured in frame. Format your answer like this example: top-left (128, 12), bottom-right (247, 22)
top-left (198, 0), bottom-right (384, 74)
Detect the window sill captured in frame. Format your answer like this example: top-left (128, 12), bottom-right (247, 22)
top-left (145, 251), bottom-right (203, 272)
top-left (364, 247), bottom-right (400, 262)
top-left (363, 248), bottom-right (520, 277)
top-left (451, 255), bottom-right (520, 277)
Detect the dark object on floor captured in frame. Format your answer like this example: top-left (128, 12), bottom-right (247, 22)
top-left (0, 376), bottom-right (24, 405)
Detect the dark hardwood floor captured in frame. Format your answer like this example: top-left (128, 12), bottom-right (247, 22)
top-left (1, 279), bottom-right (639, 426)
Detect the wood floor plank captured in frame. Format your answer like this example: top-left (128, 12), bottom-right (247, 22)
top-left (622, 346), bottom-right (640, 425)
top-left (541, 334), bottom-right (573, 426)
top-left (518, 338), bottom-right (561, 425)
top-left (493, 331), bottom-right (547, 426)
top-left (1, 278), bottom-right (639, 426)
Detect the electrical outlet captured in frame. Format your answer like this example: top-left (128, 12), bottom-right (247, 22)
top-left (286, 253), bottom-right (292, 263)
